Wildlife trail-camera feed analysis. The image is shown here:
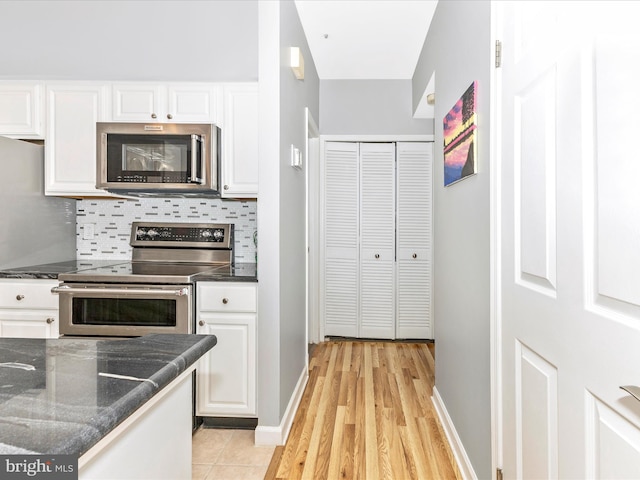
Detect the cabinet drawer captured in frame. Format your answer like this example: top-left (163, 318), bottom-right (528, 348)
top-left (197, 283), bottom-right (257, 313)
top-left (0, 280), bottom-right (59, 309)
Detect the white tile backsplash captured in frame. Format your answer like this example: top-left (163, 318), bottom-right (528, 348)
top-left (76, 198), bottom-right (257, 262)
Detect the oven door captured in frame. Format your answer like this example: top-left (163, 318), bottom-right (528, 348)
top-left (53, 283), bottom-right (192, 337)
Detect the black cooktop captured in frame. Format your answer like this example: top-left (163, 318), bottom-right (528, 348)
top-left (58, 262), bottom-right (233, 284)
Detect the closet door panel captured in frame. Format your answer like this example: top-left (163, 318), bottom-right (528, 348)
top-left (360, 258), bottom-right (395, 338)
top-left (396, 142), bottom-right (433, 339)
top-left (360, 143), bottom-right (395, 338)
top-left (323, 142), bottom-right (359, 337)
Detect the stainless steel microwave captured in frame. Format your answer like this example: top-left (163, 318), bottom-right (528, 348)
top-left (96, 122), bottom-right (220, 194)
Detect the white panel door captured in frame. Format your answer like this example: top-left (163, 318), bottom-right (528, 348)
top-left (323, 142), bottom-right (359, 337)
top-left (499, 2), bottom-right (640, 478)
top-left (396, 142), bottom-right (433, 339)
top-left (359, 143), bottom-right (395, 338)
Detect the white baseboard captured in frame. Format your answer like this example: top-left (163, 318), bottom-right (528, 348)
top-left (432, 386), bottom-right (478, 480)
top-left (254, 366), bottom-right (308, 446)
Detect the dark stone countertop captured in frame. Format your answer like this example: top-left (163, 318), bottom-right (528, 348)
top-left (195, 262), bottom-right (257, 282)
top-left (0, 260), bottom-right (257, 282)
top-left (0, 334), bottom-right (217, 456)
top-left (0, 260), bottom-right (128, 280)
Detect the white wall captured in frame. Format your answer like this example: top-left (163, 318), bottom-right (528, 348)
top-left (413, 1), bottom-right (492, 478)
top-left (0, 1), bottom-right (258, 81)
top-left (321, 79), bottom-right (433, 135)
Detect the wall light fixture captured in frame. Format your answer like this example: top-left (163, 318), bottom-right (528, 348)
top-left (290, 47), bottom-right (305, 80)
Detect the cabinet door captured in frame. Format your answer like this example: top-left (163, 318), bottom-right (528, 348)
top-left (111, 83), bottom-right (164, 122)
top-left (45, 84), bottom-right (111, 196)
top-left (0, 279), bottom-right (59, 309)
top-left (323, 142), bottom-right (359, 337)
top-left (0, 82), bottom-right (44, 139)
top-left (221, 84), bottom-right (258, 198)
top-left (0, 311), bottom-right (58, 338)
top-left (167, 84), bottom-right (221, 123)
top-left (359, 143), bottom-right (396, 338)
top-left (396, 142), bottom-right (433, 339)
top-left (196, 313), bottom-right (256, 416)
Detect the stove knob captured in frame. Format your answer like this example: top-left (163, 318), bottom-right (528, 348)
top-left (201, 230), bottom-right (212, 238)
top-left (147, 229), bottom-right (159, 239)
top-left (213, 230), bottom-right (224, 240)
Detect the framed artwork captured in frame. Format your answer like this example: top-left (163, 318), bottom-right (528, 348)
top-left (443, 81), bottom-right (477, 186)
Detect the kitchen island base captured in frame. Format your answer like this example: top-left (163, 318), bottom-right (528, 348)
top-left (79, 369), bottom-right (193, 480)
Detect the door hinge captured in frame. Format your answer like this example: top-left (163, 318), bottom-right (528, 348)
top-left (495, 40), bottom-right (502, 68)
top-left (497, 467), bottom-right (503, 480)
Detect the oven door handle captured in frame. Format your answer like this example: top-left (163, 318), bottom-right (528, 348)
top-left (51, 285), bottom-right (190, 296)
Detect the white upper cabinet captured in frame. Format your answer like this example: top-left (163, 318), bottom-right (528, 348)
top-left (45, 83), bottom-right (116, 197)
top-left (220, 84), bottom-right (258, 198)
top-left (0, 82), bottom-right (45, 139)
top-left (8, 79), bottom-right (257, 198)
top-left (110, 83), bottom-right (222, 124)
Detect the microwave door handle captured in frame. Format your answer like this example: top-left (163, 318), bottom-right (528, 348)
top-left (51, 286), bottom-right (190, 296)
top-left (190, 135), bottom-right (204, 184)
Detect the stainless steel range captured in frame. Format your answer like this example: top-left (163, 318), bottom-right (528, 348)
top-left (53, 222), bottom-right (234, 337)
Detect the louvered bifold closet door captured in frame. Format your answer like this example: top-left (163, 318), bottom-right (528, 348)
top-left (396, 142), bottom-right (433, 339)
top-left (359, 143), bottom-right (396, 338)
top-left (323, 142), bottom-right (359, 337)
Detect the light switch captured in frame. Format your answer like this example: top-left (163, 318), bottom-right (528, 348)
top-left (291, 144), bottom-right (302, 169)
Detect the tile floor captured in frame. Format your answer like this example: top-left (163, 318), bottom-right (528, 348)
top-left (192, 428), bottom-right (275, 480)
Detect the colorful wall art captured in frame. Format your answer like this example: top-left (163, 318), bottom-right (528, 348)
top-left (443, 81), bottom-right (477, 186)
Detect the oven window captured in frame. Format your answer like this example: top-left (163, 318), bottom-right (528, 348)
top-left (71, 298), bottom-right (177, 327)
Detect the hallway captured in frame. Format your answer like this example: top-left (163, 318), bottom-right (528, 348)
top-left (265, 340), bottom-right (461, 479)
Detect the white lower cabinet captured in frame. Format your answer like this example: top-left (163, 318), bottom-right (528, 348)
top-left (0, 279), bottom-right (60, 338)
top-left (196, 282), bottom-right (256, 417)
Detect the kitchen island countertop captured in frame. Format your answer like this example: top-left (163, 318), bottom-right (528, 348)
top-left (0, 334), bottom-right (217, 456)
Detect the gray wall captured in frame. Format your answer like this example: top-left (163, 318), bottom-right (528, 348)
top-left (413, 1), bottom-right (492, 478)
top-left (0, 1), bottom-right (258, 81)
top-left (257, 0), bottom-right (319, 427)
top-left (321, 79), bottom-right (433, 135)
top-left (0, 137), bottom-right (76, 269)
top-left (278, 0), bottom-right (320, 420)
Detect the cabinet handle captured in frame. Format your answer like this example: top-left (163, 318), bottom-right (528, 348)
top-left (167, 114), bottom-right (173, 120)
top-left (224, 185), bottom-right (229, 190)
top-left (375, 254), bottom-right (380, 259)
top-left (46, 317), bottom-right (55, 324)
top-left (16, 294), bottom-right (24, 301)
top-left (151, 113), bottom-right (157, 119)
top-left (222, 297), bottom-right (229, 304)
top-left (198, 320), bottom-right (205, 327)
top-left (412, 253), bottom-right (417, 259)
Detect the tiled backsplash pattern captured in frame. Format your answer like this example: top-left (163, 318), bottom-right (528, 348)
top-left (76, 198), bottom-right (257, 262)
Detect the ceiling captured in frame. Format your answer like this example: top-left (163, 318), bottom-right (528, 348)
top-left (294, 0), bottom-right (438, 80)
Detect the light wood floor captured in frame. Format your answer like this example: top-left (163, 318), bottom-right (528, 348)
top-left (265, 340), bottom-right (462, 479)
